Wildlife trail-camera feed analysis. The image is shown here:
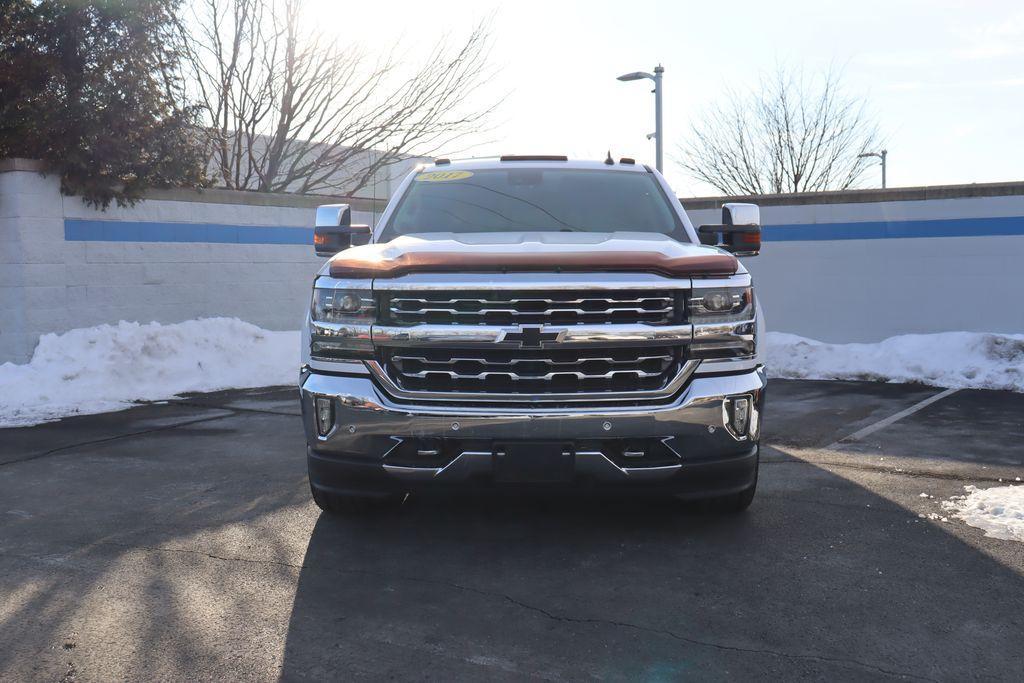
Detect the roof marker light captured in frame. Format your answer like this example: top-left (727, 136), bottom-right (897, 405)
top-left (499, 155), bottom-right (569, 162)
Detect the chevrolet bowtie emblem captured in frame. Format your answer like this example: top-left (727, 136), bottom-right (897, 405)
top-left (498, 325), bottom-right (567, 348)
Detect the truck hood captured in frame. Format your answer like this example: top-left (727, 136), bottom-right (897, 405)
top-left (328, 231), bottom-right (738, 279)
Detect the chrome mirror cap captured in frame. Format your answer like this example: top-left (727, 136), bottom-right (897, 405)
top-left (723, 202), bottom-right (760, 227)
top-left (316, 204), bottom-right (351, 228)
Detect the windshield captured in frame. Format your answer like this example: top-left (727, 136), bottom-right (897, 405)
top-left (380, 168), bottom-right (686, 241)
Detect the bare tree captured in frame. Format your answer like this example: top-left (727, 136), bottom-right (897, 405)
top-left (175, 0), bottom-right (498, 195)
top-left (677, 67), bottom-right (881, 195)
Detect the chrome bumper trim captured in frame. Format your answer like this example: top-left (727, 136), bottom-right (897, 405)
top-left (692, 319), bottom-right (755, 342)
top-left (307, 358), bottom-right (371, 375)
top-left (302, 369), bottom-right (765, 486)
top-left (364, 358), bottom-right (701, 404)
top-left (693, 356), bottom-right (761, 375)
top-left (593, 457), bottom-right (683, 481)
top-left (382, 463), bottom-right (444, 480)
top-left (301, 365), bottom-right (765, 418)
top-left (380, 450), bottom-right (684, 483)
top-left (309, 321), bottom-right (373, 358)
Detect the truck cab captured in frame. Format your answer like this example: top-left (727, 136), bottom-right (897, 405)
top-left (299, 156), bottom-right (765, 513)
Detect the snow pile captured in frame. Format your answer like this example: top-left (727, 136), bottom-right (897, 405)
top-left (3, 319), bottom-right (1023, 428)
top-left (766, 331), bottom-right (1024, 392)
top-left (0, 319), bottom-right (299, 427)
top-left (942, 485), bottom-right (1024, 542)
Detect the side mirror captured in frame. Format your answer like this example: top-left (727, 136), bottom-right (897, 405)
top-left (314, 204), bottom-right (371, 257)
top-left (698, 202), bottom-right (761, 257)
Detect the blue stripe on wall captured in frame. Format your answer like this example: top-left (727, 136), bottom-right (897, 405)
top-left (762, 215), bottom-right (1024, 241)
top-left (64, 214), bottom-right (1024, 245)
top-left (65, 219), bottom-right (313, 245)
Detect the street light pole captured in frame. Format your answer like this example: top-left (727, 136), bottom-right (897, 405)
top-left (617, 65), bottom-right (665, 173)
top-left (858, 149), bottom-right (888, 188)
top-left (653, 65), bottom-right (664, 173)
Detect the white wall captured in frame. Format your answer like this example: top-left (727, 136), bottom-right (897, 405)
top-left (3, 162), bottom-right (1022, 362)
top-left (684, 194), bottom-right (1024, 343)
top-left (1, 162), bottom-right (378, 363)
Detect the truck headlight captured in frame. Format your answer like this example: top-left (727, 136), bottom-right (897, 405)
top-left (310, 288), bottom-right (374, 360)
top-left (311, 288), bottom-right (375, 323)
top-left (687, 287), bottom-right (752, 323)
top-left (689, 286), bottom-right (756, 360)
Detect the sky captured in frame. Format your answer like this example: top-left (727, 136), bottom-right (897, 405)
top-left (307, 0), bottom-right (1024, 196)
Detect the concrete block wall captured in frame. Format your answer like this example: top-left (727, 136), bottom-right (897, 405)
top-left (683, 183), bottom-right (1024, 343)
top-left (1, 160), bottom-right (383, 362)
top-left (4, 159), bottom-right (1023, 362)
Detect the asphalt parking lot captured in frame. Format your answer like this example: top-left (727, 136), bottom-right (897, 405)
top-left (1, 379), bottom-right (1022, 681)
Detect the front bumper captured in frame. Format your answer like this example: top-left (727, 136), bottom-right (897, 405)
top-left (300, 366), bottom-right (765, 498)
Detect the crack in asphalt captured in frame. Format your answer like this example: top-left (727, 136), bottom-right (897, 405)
top-left (1, 402), bottom-right (304, 469)
top-left (80, 541), bottom-right (934, 681)
top-left (91, 541), bottom-right (306, 570)
top-left (0, 414), bottom-right (239, 468)
top-left (175, 401), bottom-right (302, 418)
top-left (488, 592), bottom-right (936, 682)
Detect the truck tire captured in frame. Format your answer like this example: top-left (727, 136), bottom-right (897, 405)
top-left (705, 480), bottom-right (757, 513)
top-left (682, 462), bottom-right (758, 514)
top-left (310, 484), bottom-right (404, 515)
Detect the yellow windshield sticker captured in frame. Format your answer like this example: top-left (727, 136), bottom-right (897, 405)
top-left (415, 170), bottom-right (474, 182)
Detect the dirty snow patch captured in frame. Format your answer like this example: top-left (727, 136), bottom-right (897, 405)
top-left (0, 318), bottom-right (298, 427)
top-left (942, 485), bottom-right (1024, 542)
top-left (766, 331), bottom-right (1024, 392)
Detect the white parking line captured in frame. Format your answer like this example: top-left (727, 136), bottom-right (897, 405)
top-left (827, 387), bottom-right (960, 450)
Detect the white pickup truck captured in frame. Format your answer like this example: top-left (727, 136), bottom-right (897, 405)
top-left (299, 156), bottom-right (765, 513)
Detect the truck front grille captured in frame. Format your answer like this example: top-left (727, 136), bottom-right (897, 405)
top-left (387, 290), bottom-right (676, 326)
top-left (383, 345), bottom-right (682, 395)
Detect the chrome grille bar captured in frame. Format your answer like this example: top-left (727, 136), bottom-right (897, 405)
top-left (367, 359), bottom-right (701, 404)
top-left (371, 285), bottom-right (696, 405)
top-left (380, 345), bottom-right (684, 398)
top-left (390, 296), bottom-right (673, 305)
top-left (391, 353), bottom-right (674, 366)
top-left (390, 306), bottom-right (674, 317)
top-left (395, 369), bottom-right (666, 380)
top-left (373, 323), bottom-right (693, 347)
top-left (387, 289), bottom-right (677, 326)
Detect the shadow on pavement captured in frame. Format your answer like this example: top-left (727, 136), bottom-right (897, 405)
top-left (0, 407), bottom-right (310, 681)
top-left (2, 384), bottom-right (1022, 680)
top-left (280, 455), bottom-right (1024, 681)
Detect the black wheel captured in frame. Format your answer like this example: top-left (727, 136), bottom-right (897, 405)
top-left (310, 483), bottom-right (404, 515)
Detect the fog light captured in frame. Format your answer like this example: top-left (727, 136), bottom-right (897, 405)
top-left (731, 396), bottom-right (750, 436)
top-left (315, 397), bottom-right (334, 436)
